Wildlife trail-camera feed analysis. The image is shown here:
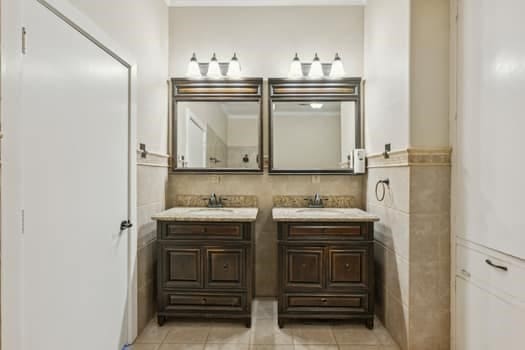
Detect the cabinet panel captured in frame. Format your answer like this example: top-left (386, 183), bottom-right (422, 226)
top-left (160, 245), bottom-right (202, 289)
top-left (164, 292), bottom-right (245, 312)
top-left (284, 248), bottom-right (324, 290)
top-left (286, 223), bottom-right (368, 241)
top-left (327, 247), bottom-right (368, 289)
top-left (206, 248), bottom-right (245, 289)
top-left (456, 277), bottom-right (525, 350)
top-left (286, 294), bottom-right (368, 313)
top-left (162, 222), bottom-right (244, 240)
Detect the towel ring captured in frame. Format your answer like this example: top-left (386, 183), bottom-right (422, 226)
top-left (375, 179), bottom-right (390, 202)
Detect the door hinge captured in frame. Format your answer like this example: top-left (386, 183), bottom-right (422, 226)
top-left (21, 209), bottom-right (25, 234)
top-left (22, 27), bottom-right (27, 55)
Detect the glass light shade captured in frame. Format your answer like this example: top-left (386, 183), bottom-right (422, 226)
top-left (186, 53), bottom-right (202, 78)
top-left (309, 53), bottom-right (324, 78)
top-left (227, 53), bottom-right (242, 78)
top-left (310, 103), bottom-right (324, 109)
top-left (329, 53), bottom-right (345, 78)
top-left (288, 53), bottom-right (303, 78)
top-left (207, 53), bottom-right (222, 78)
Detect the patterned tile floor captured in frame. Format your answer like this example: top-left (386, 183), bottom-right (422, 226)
top-left (131, 299), bottom-right (400, 350)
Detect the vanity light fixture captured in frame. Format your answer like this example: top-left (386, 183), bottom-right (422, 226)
top-left (207, 53), bottom-right (222, 78)
top-left (186, 52), bottom-right (202, 78)
top-left (288, 53), bottom-right (303, 78)
top-left (310, 103), bottom-right (324, 109)
top-left (329, 53), bottom-right (345, 78)
top-left (308, 53), bottom-right (324, 78)
top-left (227, 53), bottom-right (242, 78)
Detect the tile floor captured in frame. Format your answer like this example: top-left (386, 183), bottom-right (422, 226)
top-left (132, 299), bottom-right (400, 350)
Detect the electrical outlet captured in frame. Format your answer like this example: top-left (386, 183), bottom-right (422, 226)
top-left (312, 175), bottom-right (321, 184)
top-left (209, 175), bottom-right (221, 184)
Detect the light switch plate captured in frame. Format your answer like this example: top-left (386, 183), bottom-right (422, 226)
top-left (312, 175), bottom-right (321, 184)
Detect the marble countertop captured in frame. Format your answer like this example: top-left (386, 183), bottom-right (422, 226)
top-left (272, 208), bottom-right (380, 222)
top-left (152, 207), bottom-right (259, 222)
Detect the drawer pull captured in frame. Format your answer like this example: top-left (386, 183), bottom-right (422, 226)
top-left (201, 298), bottom-right (207, 304)
top-left (485, 259), bottom-right (508, 272)
top-left (321, 298), bottom-right (327, 303)
top-left (223, 264), bottom-right (229, 269)
top-left (345, 263), bottom-right (351, 270)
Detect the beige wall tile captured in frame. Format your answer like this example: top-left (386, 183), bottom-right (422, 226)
top-left (386, 249), bottom-right (410, 308)
top-left (368, 203), bottom-right (410, 261)
top-left (385, 295), bottom-right (409, 350)
top-left (410, 166), bottom-right (450, 214)
top-left (367, 167), bottom-right (410, 213)
top-left (138, 166), bottom-right (168, 207)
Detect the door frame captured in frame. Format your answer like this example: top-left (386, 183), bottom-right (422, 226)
top-left (185, 108), bottom-right (207, 168)
top-left (1, 0), bottom-right (139, 346)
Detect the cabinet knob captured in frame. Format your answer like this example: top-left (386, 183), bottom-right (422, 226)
top-left (301, 263), bottom-right (307, 268)
top-left (345, 263), bottom-right (351, 270)
top-left (321, 298), bottom-right (328, 303)
top-left (201, 298), bottom-right (207, 304)
top-left (223, 264), bottom-right (229, 269)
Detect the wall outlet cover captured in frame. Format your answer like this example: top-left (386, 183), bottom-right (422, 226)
top-left (209, 175), bottom-right (222, 184)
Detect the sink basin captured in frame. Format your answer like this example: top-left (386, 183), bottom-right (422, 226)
top-left (295, 208), bottom-right (345, 216)
top-left (188, 208), bottom-right (235, 215)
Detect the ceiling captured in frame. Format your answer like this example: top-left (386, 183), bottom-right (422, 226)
top-left (167, 0), bottom-right (366, 7)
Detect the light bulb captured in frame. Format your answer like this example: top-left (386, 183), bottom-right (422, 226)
top-left (310, 103), bottom-right (324, 109)
top-left (329, 53), bottom-right (345, 78)
top-left (309, 53), bottom-right (324, 78)
top-left (288, 53), bottom-right (303, 78)
top-left (207, 53), bottom-right (222, 78)
top-left (186, 53), bottom-right (201, 78)
top-left (227, 53), bottom-right (242, 78)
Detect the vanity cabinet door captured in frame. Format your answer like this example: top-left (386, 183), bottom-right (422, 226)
top-left (205, 248), bottom-right (246, 289)
top-left (327, 246), bottom-right (369, 289)
top-left (283, 247), bottom-right (324, 290)
top-left (160, 244), bottom-right (203, 289)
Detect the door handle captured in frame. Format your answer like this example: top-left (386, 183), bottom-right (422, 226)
top-left (485, 259), bottom-right (508, 271)
top-left (120, 220), bottom-right (133, 231)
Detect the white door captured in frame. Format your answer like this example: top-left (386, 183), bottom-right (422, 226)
top-left (186, 112), bottom-right (207, 168)
top-left (21, 1), bottom-right (131, 349)
top-left (457, 0), bottom-right (525, 259)
top-left (456, 277), bottom-right (525, 350)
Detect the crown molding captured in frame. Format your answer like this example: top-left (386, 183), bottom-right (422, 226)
top-left (167, 0), bottom-right (366, 7)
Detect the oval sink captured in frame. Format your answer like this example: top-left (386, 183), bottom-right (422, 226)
top-left (188, 208), bottom-right (235, 215)
top-left (295, 208), bottom-right (345, 216)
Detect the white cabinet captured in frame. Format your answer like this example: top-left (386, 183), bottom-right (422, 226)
top-left (456, 277), bottom-right (525, 350)
top-left (455, 240), bottom-right (525, 350)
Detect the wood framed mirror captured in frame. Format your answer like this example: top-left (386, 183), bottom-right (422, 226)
top-left (268, 78), bottom-right (362, 174)
top-left (171, 78), bottom-right (264, 173)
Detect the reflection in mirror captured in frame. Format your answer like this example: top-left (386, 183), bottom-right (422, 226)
top-left (176, 101), bottom-right (260, 169)
top-left (272, 101), bottom-right (356, 170)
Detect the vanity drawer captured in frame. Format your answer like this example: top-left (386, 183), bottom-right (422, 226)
top-left (164, 292), bottom-right (246, 312)
top-left (161, 222), bottom-right (244, 240)
top-left (284, 223), bottom-right (370, 241)
top-left (285, 294), bottom-right (368, 312)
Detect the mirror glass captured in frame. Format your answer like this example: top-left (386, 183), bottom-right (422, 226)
top-left (272, 101), bottom-right (357, 171)
top-left (176, 101), bottom-right (260, 169)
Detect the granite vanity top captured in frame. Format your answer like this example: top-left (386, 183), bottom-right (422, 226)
top-left (272, 208), bottom-right (380, 222)
top-left (152, 207), bottom-right (259, 222)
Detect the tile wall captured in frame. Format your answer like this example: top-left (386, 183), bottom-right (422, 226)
top-left (137, 153), bottom-right (169, 333)
top-left (367, 149), bottom-right (451, 350)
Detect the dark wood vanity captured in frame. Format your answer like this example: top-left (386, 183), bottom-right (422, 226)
top-left (154, 208), bottom-right (257, 327)
top-left (274, 209), bottom-right (378, 329)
